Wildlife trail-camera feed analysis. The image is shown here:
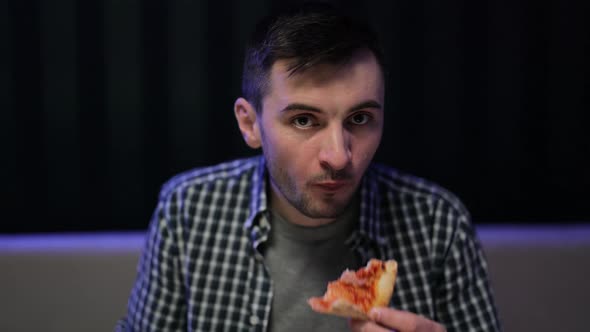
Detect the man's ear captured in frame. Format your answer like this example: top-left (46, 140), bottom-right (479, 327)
top-left (234, 97), bottom-right (262, 149)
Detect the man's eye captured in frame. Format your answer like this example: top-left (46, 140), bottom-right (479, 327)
top-left (292, 116), bottom-right (315, 128)
top-left (349, 113), bottom-right (370, 125)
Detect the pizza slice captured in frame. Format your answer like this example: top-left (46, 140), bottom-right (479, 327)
top-left (307, 259), bottom-right (398, 320)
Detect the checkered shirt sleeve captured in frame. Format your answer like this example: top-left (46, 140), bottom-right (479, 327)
top-left (362, 165), bottom-right (501, 331)
top-left (118, 157), bottom-right (271, 331)
top-left (430, 195), bottom-right (501, 331)
top-left (121, 184), bottom-right (188, 331)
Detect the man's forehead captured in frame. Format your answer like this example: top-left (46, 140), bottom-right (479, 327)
top-left (269, 49), bottom-right (383, 89)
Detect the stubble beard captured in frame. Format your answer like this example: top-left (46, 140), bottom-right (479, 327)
top-left (265, 154), bottom-right (354, 219)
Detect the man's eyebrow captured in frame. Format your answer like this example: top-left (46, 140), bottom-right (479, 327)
top-left (280, 100), bottom-right (382, 113)
top-left (349, 100), bottom-right (382, 112)
top-left (280, 103), bottom-right (322, 113)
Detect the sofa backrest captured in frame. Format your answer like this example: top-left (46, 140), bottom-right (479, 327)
top-left (0, 226), bottom-right (588, 332)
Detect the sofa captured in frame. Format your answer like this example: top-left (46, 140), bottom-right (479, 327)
top-left (0, 225), bottom-right (588, 332)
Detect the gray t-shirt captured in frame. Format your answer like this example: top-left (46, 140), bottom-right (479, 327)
top-left (264, 203), bottom-right (362, 332)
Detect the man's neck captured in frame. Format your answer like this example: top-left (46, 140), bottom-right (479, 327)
top-left (269, 187), bottom-right (335, 227)
top-left (268, 181), bottom-right (362, 227)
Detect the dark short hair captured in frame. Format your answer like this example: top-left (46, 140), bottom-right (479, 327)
top-left (241, 3), bottom-right (385, 113)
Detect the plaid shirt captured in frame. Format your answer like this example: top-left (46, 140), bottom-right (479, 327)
top-left (119, 156), bottom-right (501, 331)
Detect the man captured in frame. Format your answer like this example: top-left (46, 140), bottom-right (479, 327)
top-left (119, 4), bottom-right (501, 332)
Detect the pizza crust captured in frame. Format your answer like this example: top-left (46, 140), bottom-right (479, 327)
top-left (308, 297), bottom-right (370, 320)
top-left (377, 260), bottom-right (397, 306)
top-left (326, 299), bottom-right (371, 320)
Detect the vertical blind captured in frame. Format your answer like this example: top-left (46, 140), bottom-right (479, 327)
top-left (3, 0), bottom-right (589, 232)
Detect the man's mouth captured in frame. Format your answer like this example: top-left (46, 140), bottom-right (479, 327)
top-left (313, 181), bottom-right (349, 192)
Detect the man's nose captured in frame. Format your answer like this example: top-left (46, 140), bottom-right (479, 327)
top-left (318, 125), bottom-right (351, 171)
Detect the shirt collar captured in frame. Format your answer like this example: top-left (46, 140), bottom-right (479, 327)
top-left (343, 165), bottom-right (390, 262)
top-left (244, 156), bottom-right (271, 249)
top-left (358, 164), bottom-right (388, 245)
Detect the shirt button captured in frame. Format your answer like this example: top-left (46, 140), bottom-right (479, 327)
top-left (249, 314), bottom-right (260, 325)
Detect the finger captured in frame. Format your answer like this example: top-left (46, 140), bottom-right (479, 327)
top-left (349, 318), bottom-right (393, 332)
top-left (369, 308), bottom-right (445, 332)
top-left (369, 307), bottom-right (418, 331)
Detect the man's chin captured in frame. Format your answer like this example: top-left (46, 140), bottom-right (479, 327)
top-left (300, 200), bottom-right (351, 220)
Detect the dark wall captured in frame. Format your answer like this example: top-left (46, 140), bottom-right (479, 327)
top-left (3, 0), bottom-right (589, 233)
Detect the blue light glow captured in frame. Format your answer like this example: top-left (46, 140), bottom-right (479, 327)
top-left (0, 232), bottom-right (145, 253)
top-left (0, 225), bottom-right (589, 253)
top-left (476, 224), bottom-right (590, 247)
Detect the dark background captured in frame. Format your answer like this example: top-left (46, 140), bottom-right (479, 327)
top-left (3, 0), bottom-right (589, 233)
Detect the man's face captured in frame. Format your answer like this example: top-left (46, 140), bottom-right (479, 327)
top-left (255, 49), bottom-right (384, 225)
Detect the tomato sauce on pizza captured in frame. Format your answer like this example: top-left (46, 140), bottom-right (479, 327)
top-left (308, 259), bottom-right (398, 320)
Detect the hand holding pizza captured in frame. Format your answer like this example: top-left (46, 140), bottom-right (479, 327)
top-left (308, 258), bottom-right (446, 332)
top-left (348, 307), bottom-right (447, 332)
